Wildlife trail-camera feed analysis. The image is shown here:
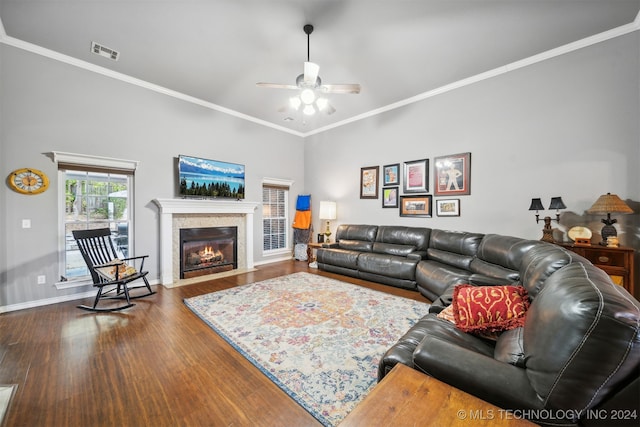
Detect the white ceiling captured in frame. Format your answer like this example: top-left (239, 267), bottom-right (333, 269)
top-left (1, 0), bottom-right (639, 136)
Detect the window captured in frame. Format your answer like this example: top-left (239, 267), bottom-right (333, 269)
top-left (262, 179), bottom-right (292, 253)
top-left (53, 152), bottom-right (138, 285)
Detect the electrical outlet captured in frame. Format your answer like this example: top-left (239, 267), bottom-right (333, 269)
top-left (22, 219), bottom-right (31, 229)
top-left (37, 275), bottom-right (46, 284)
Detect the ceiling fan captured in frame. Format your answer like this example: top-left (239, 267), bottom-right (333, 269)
top-left (256, 24), bottom-right (361, 116)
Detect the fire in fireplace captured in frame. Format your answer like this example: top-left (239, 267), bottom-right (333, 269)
top-left (179, 226), bottom-right (237, 279)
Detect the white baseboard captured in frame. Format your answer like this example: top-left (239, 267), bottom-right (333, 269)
top-left (0, 283), bottom-right (160, 314)
top-left (0, 290), bottom-right (97, 313)
top-left (254, 254), bottom-right (295, 266)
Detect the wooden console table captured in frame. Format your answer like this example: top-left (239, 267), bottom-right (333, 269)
top-left (558, 243), bottom-right (635, 297)
top-left (341, 364), bottom-right (534, 426)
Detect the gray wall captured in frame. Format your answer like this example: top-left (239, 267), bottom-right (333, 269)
top-left (305, 32), bottom-right (640, 250)
top-left (0, 45), bottom-right (304, 309)
top-left (1, 31), bottom-right (639, 310)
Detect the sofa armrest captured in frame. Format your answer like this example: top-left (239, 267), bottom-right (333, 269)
top-left (413, 335), bottom-right (541, 411)
top-left (322, 242), bottom-right (339, 249)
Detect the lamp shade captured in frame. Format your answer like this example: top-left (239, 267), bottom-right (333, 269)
top-left (528, 198), bottom-right (545, 211)
top-left (549, 197), bottom-right (566, 210)
top-left (586, 193), bottom-right (633, 214)
top-left (319, 201), bottom-right (337, 220)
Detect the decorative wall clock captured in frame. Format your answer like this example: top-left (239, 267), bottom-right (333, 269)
top-left (7, 168), bottom-right (50, 194)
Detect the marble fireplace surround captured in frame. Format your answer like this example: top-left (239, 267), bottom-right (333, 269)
top-left (153, 198), bottom-right (260, 288)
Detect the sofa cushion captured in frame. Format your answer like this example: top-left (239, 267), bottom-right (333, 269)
top-left (372, 242), bottom-right (416, 257)
top-left (335, 224), bottom-right (378, 243)
top-left (452, 285), bottom-right (530, 333)
top-left (338, 239), bottom-right (374, 252)
top-left (379, 313), bottom-right (496, 380)
top-left (375, 226), bottom-right (430, 251)
top-left (413, 315), bottom-right (495, 359)
top-left (494, 327), bottom-right (525, 367)
top-left (358, 253), bottom-right (418, 280)
top-left (428, 229), bottom-right (484, 256)
top-left (472, 234), bottom-right (540, 280)
top-left (437, 304), bottom-right (501, 341)
top-left (427, 248), bottom-right (474, 270)
top-left (316, 248), bottom-right (360, 269)
top-left (416, 260), bottom-right (471, 301)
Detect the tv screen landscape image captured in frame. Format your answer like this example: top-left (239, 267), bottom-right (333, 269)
top-left (178, 155), bottom-right (245, 199)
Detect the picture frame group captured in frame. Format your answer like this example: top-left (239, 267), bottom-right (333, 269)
top-left (360, 152), bottom-right (470, 218)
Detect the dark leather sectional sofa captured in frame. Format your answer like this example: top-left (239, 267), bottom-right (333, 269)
top-left (316, 224), bottom-right (640, 426)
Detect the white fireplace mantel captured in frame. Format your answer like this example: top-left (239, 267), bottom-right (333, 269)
top-left (153, 198), bottom-right (260, 287)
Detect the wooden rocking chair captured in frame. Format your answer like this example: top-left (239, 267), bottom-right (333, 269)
top-left (72, 228), bottom-right (156, 312)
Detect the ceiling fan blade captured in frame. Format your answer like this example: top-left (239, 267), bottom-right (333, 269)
top-left (323, 103), bottom-right (337, 115)
top-left (303, 62), bottom-right (320, 85)
top-left (321, 84), bottom-right (361, 94)
top-left (256, 82), bottom-right (299, 90)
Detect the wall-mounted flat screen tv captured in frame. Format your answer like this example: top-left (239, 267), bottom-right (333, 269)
top-left (178, 155), bottom-right (245, 199)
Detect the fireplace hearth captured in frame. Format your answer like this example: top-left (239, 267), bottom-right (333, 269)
top-left (180, 226), bottom-right (238, 279)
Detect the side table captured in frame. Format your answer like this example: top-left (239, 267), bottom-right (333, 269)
top-left (558, 243), bottom-right (635, 297)
top-left (341, 364), bottom-right (535, 426)
top-left (306, 243), bottom-right (323, 266)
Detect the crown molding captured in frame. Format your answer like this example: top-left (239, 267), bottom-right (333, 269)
top-left (1, 15), bottom-right (638, 139)
top-left (0, 24), bottom-right (305, 138)
top-left (303, 20), bottom-right (640, 137)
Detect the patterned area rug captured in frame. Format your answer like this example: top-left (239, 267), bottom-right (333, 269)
top-left (184, 272), bottom-right (430, 426)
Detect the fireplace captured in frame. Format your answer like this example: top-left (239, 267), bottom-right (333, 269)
top-left (179, 227), bottom-right (238, 279)
top-left (153, 198), bottom-right (259, 287)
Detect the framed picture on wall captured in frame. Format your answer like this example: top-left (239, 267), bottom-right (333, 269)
top-left (399, 194), bottom-right (432, 217)
top-left (382, 187), bottom-right (399, 208)
top-left (382, 163), bottom-right (400, 186)
top-left (403, 159), bottom-right (428, 193)
top-left (360, 166), bottom-right (380, 199)
top-left (434, 152), bottom-right (471, 196)
top-left (436, 199), bottom-right (460, 217)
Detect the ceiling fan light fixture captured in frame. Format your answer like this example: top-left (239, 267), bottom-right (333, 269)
top-left (289, 96), bottom-right (302, 110)
top-left (256, 24), bottom-right (360, 120)
top-left (300, 88), bottom-right (316, 105)
top-left (316, 97), bottom-right (329, 111)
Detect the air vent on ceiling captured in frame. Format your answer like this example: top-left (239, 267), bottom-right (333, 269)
top-left (91, 41), bottom-right (120, 61)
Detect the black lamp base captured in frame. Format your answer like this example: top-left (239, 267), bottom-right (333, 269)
top-left (540, 216), bottom-right (555, 243)
top-left (598, 215), bottom-right (618, 246)
top-left (599, 224), bottom-right (617, 246)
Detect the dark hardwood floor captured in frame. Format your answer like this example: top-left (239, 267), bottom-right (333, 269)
top-left (0, 261), bottom-right (429, 426)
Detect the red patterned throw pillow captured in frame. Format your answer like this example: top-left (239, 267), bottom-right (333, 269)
top-left (452, 285), bottom-right (530, 333)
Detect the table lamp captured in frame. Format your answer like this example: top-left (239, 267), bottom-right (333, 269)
top-left (319, 201), bottom-right (337, 243)
top-left (586, 193), bottom-right (633, 245)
